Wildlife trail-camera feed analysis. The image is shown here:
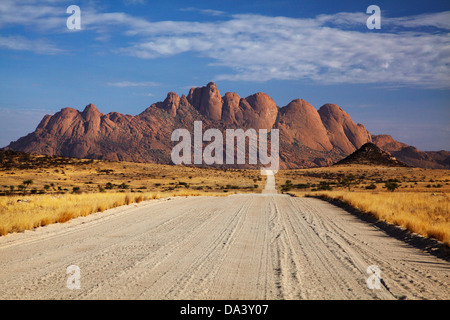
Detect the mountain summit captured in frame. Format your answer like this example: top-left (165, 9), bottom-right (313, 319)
top-left (5, 83), bottom-right (448, 169)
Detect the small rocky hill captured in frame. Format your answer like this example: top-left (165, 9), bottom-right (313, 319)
top-left (334, 142), bottom-right (408, 167)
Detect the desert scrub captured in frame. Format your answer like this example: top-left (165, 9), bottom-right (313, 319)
top-left (0, 192), bottom-right (158, 236)
top-left (310, 191), bottom-right (450, 246)
top-left (0, 190), bottom-right (227, 236)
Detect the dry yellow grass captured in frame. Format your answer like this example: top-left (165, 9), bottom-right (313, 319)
top-left (0, 152), bottom-right (266, 236)
top-left (276, 165), bottom-right (450, 193)
top-left (308, 191), bottom-right (450, 246)
top-left (277, 165), bottom-right (450, 245)
top-left (0, 190), bottom-right (226, 236)
top-left (0, 153), bottom-right (264, 196)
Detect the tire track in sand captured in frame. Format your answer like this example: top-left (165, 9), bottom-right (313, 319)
top-left (0, 184), bottom-right (449, 299)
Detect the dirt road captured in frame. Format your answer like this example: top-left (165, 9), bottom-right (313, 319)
top-left (0, 190), bottom-right (449, 299)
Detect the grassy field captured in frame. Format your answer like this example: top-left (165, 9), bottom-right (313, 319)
top-left (1, 151), bottom-right (449, 245)
top-left (0, 151), bottom-right (265, 196)
top-left (276, 164), bottom-right (450, 194)
top-left (276, 165), bottom-right (450, 246)
top-left (308, 191), bottom-right (449, 246)
top-left (0, 151), bottom-right (265, 236)
top-left (0, 190), bottom-right (228, 236)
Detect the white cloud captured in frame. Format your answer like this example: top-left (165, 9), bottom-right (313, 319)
top-left (1, 1), bottom-right (449, 88)
top-left (0, 0), bottom-right (67, 31)
top-left (100, 11), bottom-right (450, 88)
top-left (180, 7), bottom-right (226, 17)
top-left (123, 0), bottom-right (146, 5)
top-left (107, 81), bottom-right (160, 87)
top-left (0, 35), bottom-right (63, 54)
top-left (117, 13), bottom-right (449, 88)
top-left (386, 11), bottom-right (450, 29)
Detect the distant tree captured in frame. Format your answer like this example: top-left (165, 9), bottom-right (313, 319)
top-left (105, 182), bottom-right (114, 189)
top-left (294, 183), bottom-right (310, 189)
top-left (20, 180), bottom-right (33, 194)
top-left (118, 183), bottom-right (129, 189)
top-left (24, 180), bottom-right (33, 191)
top-left (339, 174), bottom-right (356, 191)
top-left (385, 181), bottom-right (400, 192)
top-left (365, 184), bottom-right (377, 190)
top-left (317, 181), bottom-right (332, 191)
top-left (281, 180), bottom-right (293, 192)
top-left (72, 186), bottom-right (81, 193)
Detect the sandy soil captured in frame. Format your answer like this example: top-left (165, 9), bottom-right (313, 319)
top-left (0, 187), bottom-right (449, 299)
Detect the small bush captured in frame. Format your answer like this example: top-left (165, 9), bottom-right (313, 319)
top-left (58, 211), bottom-right (73, 223)
top-left (105, 182), bottom-right (114, 190)
top-left (72, 186), bottom-right (81, 193)
top-left (96, 204), bottom-right (107, 212)
top-left (178, 181), bottom-right (191, 188)
top-left (385, 181), bottom-right (400, 192)
top-left (294, 183), bottom-right (310, 189)
top-left (281, 180), bottom-right (293, 192)
top-left (317, 181), bottom-right (332, 191)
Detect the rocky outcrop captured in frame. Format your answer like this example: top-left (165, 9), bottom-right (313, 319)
top-left (187, 82), bottom-right (223, 121)
top-left (239, 92), bottom-right (278, 130)
top-left (334, 142), bottom-right (408, 167)
top-left (372, 135), bottom-right (450, 169)
top-left (221, 92), bottom-right (241, 125)
top-left (276, 99), bottom-right (333, 151)
top-left (6, 82), bottom-right (447, 169)
top-left (162, 92), bottom-right (180, 117)
top-left (318, 104), bottom-right (372, 154)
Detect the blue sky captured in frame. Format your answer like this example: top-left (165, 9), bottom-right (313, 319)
top-left (0, 0), bottom-right (449, 151)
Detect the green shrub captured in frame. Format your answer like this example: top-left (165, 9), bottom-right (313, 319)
top-left (294, 183), bottom-right (310, 189)
top-left (105, 182), bottom-right (114, 189)
top-left (118, 183), bottom-right (129, 189)
top-left (72, 186), bottom-right (81, 193)
top-left (385, 181), bottom-right (400, 192)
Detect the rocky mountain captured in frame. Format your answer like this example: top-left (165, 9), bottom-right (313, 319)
top-left (5, 82), bottom-right (448, 169)
top-left (372, 135), bottom-right (450, 169)
top-left (334, 142), bottom-right (408, 167)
